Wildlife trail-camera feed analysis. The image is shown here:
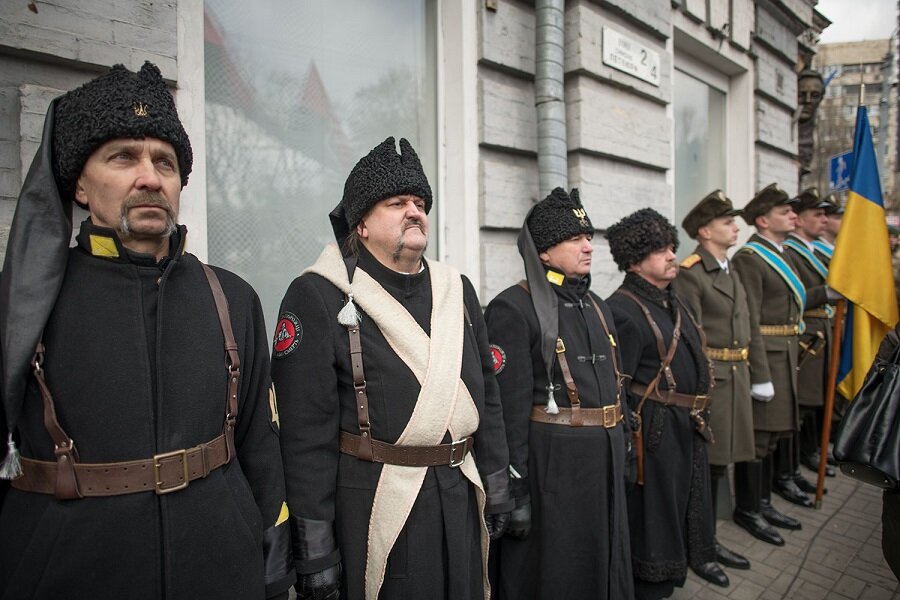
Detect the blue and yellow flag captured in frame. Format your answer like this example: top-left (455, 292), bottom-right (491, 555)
top-left (828, 106), bottom-right (899, 398)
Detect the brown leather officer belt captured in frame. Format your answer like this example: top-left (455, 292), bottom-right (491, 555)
top-left (339, 431), bottom-right (472, 467)
top-left (630, 382), bottom-right (709, 411)
top-left (759, 324), bottom-right (800, 336)
top-left (11, 432), bottom-right (230, 497)
top-left (706, 346), bottom-right (749, 361)
top-left (803, 308), bottom-right (831, 319)
top-left (529, 402), bottom-right (623, 428)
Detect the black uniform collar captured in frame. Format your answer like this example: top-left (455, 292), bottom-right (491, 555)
top-left (75, 219), bottom-right (186, 268)
top-left (622, 271), bottom-right (673, 309)
top-left (545, 266), bottom-right (591, 302)
top-left (356, 244), bottom-right (429, 295)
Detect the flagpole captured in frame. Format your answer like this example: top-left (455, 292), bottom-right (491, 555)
top-left (816, 298), bottom-right (846, 508)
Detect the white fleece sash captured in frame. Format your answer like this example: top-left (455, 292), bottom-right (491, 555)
top-left (305, 244), bottom-right (489, 600)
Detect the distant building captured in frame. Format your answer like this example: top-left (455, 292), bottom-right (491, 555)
top-left (811, 39), bottom-right (899, 211)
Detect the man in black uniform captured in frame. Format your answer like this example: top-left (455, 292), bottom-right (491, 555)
top-left (273, 137), bottom-right (512, 600)
top-left (485, 188), bottom-right (633, 599)
top-left (606, 208), bottom-right (723, 599)
top-left (0, 62), bottom-right (293, 599)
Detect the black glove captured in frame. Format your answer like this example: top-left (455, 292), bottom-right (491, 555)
top-left (268, 592), bottom-right (290, 600)
top-left (505, 499), bottom-right (531, 539)
top-left (296, 563), bottom-right (341, 600)
top-left (481, 467), bottom-right (515, 541)
top-left (485, 510), bottom-right (511, 539)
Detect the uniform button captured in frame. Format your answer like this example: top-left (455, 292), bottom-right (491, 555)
top-left (733, 340), bottom-right (739, 345)
top-left (732, 365), bottom-right (737, 371)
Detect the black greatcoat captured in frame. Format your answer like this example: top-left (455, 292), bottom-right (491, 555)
top-left (272, 247), bottom-right (509, 600)
top-left (484, 276), bottom-right (633, 599)
top-left (607, 273), bottom-right (715, 593)
top-left (0, 222), bottom-right (292, 599)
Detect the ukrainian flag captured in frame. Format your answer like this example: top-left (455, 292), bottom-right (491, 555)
top-left (828, 106), bottom-right (900, 398)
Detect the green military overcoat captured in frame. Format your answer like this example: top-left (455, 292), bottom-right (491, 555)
top-left (731, 234), bottom-right (802, 433)
top-left (674, 245), bottom-right (768, 465)
top-left (784, 234), bottom-right (831, 408)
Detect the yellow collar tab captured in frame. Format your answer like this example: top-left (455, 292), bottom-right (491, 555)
top-left (546, 270), bottom-right (565, 286)
top-left (89, 234), bottom-right (120, 258)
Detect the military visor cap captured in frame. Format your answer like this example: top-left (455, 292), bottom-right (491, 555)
top-left (822, 193), bottom-right (845, 215)
top-left (741, 183), bottom-right (796, 225)
top-left (682, 189), bottom-right (742, 239)
top-left (793, 187), bottom-right (831, 213)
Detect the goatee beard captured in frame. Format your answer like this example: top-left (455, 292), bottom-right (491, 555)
top-left (119, 191), bottom-right (177, 239)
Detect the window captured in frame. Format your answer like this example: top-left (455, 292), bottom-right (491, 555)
top-left (674, 68), bottom-right (726, 256)
top-left (204, 0), bottom-right (437, 327)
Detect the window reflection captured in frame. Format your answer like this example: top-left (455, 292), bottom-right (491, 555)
top-left (204, 0), bottom-right (436, 329)
top-left (674, 68), bottom-right (726, 257)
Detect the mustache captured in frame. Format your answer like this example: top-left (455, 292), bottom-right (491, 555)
top-left (403, 218), bottom-right (425, 233)
top-left (121, 191), bottom-right (175, 215)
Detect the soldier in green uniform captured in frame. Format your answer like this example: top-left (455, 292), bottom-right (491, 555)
top-left (784, 188), bottom-right (838, 490)
top-left (731, 184), bottom-right (805, 533)
top-left (675, 190), bottom-right (784, 553)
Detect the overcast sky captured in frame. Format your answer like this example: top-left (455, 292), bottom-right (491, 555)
top-left (818, 0), bottom-right (898, 43)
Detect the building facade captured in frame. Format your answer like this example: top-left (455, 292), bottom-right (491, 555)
top-left (0, 0), bottom-right (825, 324)
top-left (810, 39), bottom-right (898, 212)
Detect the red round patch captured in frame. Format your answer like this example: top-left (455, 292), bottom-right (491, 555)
top-left (490, 344), bottom-right (507, 374)
top-left (273, 312), bottom-right (302, 358)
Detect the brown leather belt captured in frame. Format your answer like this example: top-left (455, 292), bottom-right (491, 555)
top-left (339, 431), bottom-right (472, 467)
top-left (630, 382), bottom-right (709, 411)
top-left (803, 308), bottom-right (831, 319)
top-left (759, 324), bottom-right (800, 336)
top-left (11, 433), bottom-right (230, 497)
top-left (529, 402), bottom-right (623, 427)
top-left (706, 346), bottom-right (749, 361)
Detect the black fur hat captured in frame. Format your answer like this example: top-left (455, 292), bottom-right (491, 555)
top-left (605, 207), bottom-right (679, 271)
top-left (53, 61), bottom-right (193, 203)
top-left (527, 187), bottom-right (594, 253)
top-left (339, 137), bottom-right (432, 231)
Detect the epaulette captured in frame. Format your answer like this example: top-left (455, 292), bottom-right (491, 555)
top-left (680, 254), bottom-right (701, 269)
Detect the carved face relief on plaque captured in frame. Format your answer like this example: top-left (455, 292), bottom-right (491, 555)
top-left (798, 70), bottom-right (825, 122)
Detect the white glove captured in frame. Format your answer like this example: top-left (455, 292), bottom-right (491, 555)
top-left (751, 381), bottom-right (775, 402)
top-left (826, 286), bottom-right (844, 301)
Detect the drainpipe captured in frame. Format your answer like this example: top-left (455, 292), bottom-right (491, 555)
top-left (535, 0), bottom-right (567, 197)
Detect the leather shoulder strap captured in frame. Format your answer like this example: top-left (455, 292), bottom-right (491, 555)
top-left (588, 296), bottom-right (623, 400)
top-left (612, 287), bottom-right (680, 394)
top-left (200, 264), bottom-right (240, 459)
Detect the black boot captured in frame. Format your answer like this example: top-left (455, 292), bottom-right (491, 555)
top-left (761, 454), bottom-right (802, 530)
top-left (691, 562), bottom-right (729, 587)
top-left (773, 437), bottom-right (814, 508)
top-left (801, 450), bottom-right (836, 477)
top-left (733, 460), bottom-right (785, 545)
top-left (710, 468), bottom-right (750, 569)
top-left (800, 411), bottom-right (835, 477)
top-left (792, 429), bottom-right (827, 494)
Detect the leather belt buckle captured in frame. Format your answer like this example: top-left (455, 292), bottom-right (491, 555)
top-left (692, 395), bottom-right (709, 412)
top-left (602, 404), bottom-right (618, 428)
top-left (154, 448), bottom-right (190, 495)
top-left (449, 438), bottom-right (469, 468)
